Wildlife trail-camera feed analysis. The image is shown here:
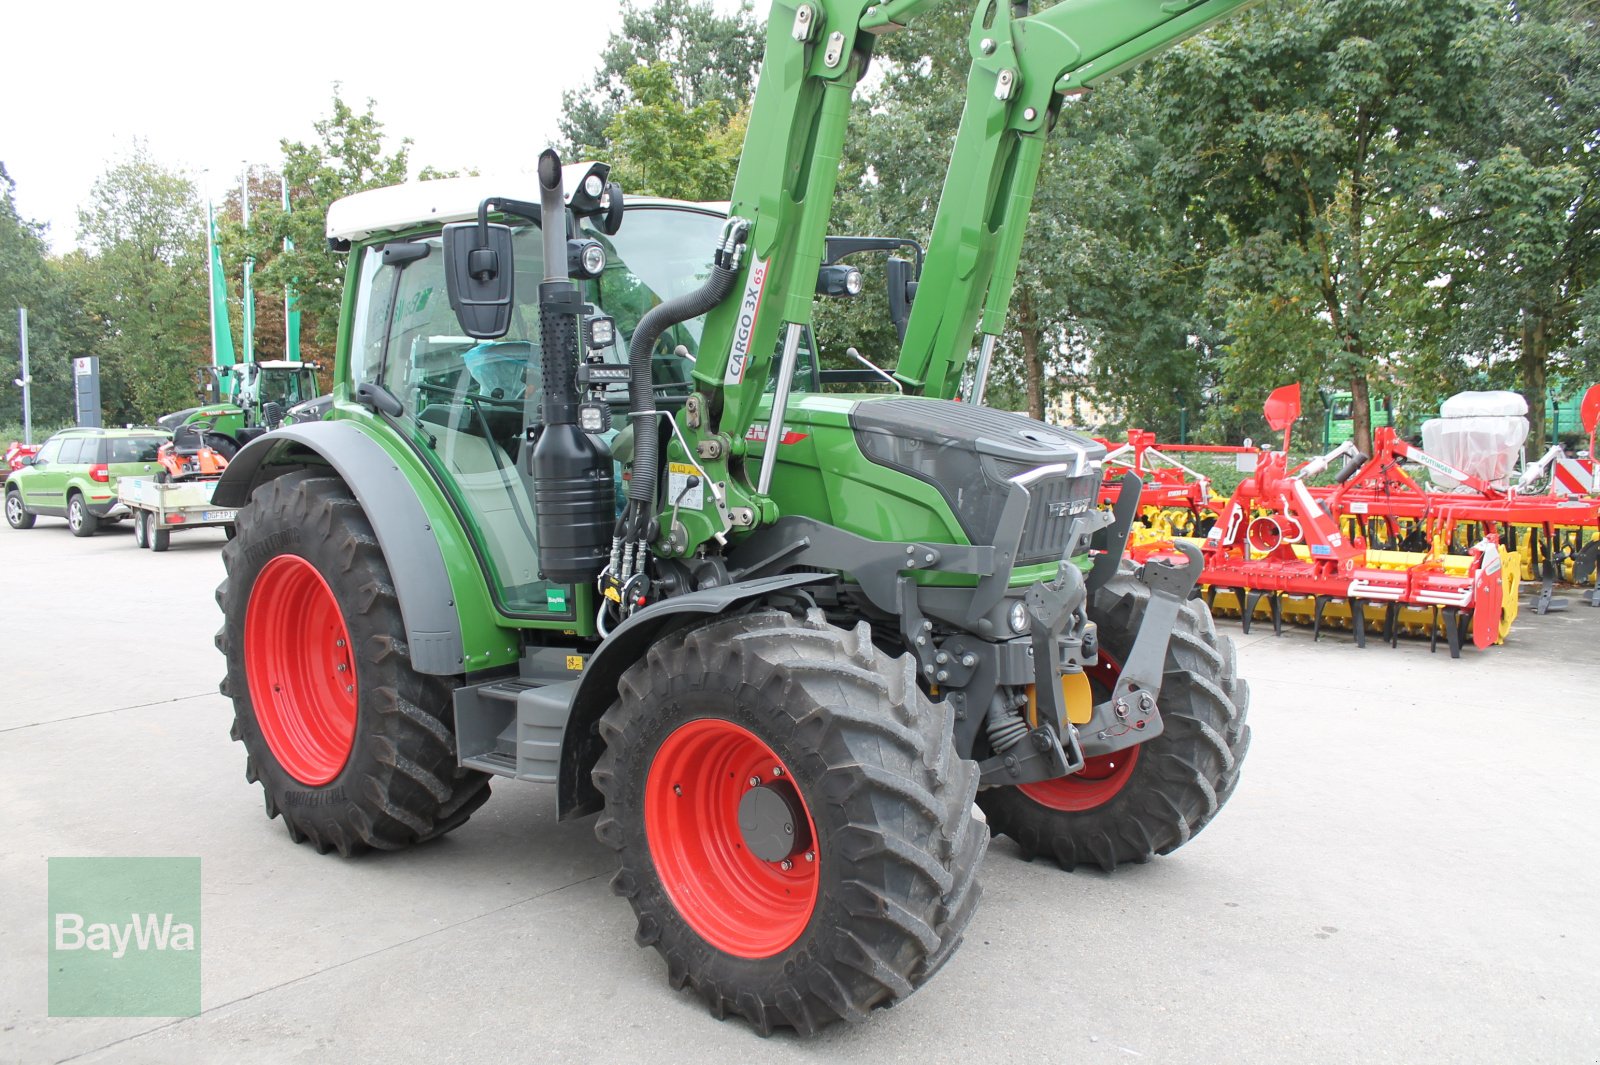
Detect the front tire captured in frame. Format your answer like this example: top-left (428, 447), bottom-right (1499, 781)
top-left (133, 510), bottom-right (149, 548)
top-left (978, 569), bottom-right (1251, 871)
top-left (67, 493), bottom-right (98, 537)
top-left (594, 610), bottom-right (985, 1036)
top-left (216, 471), bottom-right (490, 855)
top-left (5, 489), bottom-right (34, 530)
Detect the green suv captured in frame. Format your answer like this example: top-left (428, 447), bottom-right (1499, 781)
top-left (4, 427), bottom-right (168, 537)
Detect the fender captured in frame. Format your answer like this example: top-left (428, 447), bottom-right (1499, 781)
top-left (214, 421), bottom-right (466, 675)
top-left (557, 571), bottom-right (833, 820)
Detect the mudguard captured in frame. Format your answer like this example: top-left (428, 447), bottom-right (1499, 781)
top-left (213, 421), bottom-right (466, 675)
top-left (557, 571), bottom-right (833, 820)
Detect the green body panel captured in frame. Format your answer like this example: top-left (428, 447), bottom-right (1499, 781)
top-left (736, 393), bottom-right (1067, 589)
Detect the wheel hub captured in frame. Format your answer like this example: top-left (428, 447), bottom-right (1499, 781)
top-left (737, 780), bottom-right (812, 863)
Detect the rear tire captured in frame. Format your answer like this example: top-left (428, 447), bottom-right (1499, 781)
top-left (67, 493), bottom-right (98, 537)
top-left (978, 568), bottom-right (1250, 871)
top-left (150, 522), bottom-right (170, 552)
top-left (594, 610), bottom-right (985, 1035)
top-left (5, 489), bottom-right (34, 530)
top-left (216, 471), bottom-right (490, 856)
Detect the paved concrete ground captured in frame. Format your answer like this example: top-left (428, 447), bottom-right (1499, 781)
top-left (2, 515), bottom-right (1596, 1065)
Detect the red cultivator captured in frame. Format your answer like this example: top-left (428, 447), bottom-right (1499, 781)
top-left (1130, 385), bottom-right (1516, 657)
top-left (1309, 388), bottom-right (1600, 613)
top-left (1096, 429), bottom-right (1255, 537)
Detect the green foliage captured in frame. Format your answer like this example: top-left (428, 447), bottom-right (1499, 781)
top-left (599, 62), bottom-right (748, 202)
top-left (69, 144), bottom-right (208, 423)
top-left (0, 163), bottom-right (80, 431)
top-left (244, 91), bottom-right (412, 350)
top-left (1153, 0), bottom-right (1501, 449)
top-left (560, 0), bottom-right (762, 153)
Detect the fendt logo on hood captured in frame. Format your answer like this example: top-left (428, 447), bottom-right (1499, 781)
top-left (724, 256), bottom-right (769, 385)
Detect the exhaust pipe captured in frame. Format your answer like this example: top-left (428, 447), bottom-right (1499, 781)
top-left (530, 149), bottom-right (613, 584)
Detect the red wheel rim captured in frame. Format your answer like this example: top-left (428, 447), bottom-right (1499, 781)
top-left (1018, 651), bottom-right (1140, 811)
top-left (644, 718), bottom-right (820, 959)
top-left (244, 554), bottom-right (358, 786)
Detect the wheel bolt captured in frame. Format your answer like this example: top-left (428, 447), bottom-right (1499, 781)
top-left (673, 784), bottom-right (682, 796)
top-left (345, 685), bottom-right (353, 693)
top-left (771, 766), bottom-right (784, 777)
top-left (780, 859), bottom-right (793, 871)
top-left (748, 775), bottom-right (761, 787)
top-left (336, 639), bottom-right (345, 648)
top-left (337, 663), bottom-right (347, 672)
top-left (804, 851), bottom-right (815, 862)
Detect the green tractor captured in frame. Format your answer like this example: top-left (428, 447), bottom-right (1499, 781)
top-left (213, 0), bottom-right (1254, 1034)
top-left (161, 360), bottom-right (325, 454)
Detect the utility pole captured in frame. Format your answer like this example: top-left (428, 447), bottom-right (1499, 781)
top-left (16, 307), bottom-right (32, 445)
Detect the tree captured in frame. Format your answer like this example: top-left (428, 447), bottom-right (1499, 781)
top-left (71, 144), bottom-right (208, 423)
top-left (600, 62), bottom-right (748, 202)
top-left (1154, 0), bottom-right (1499, 453)
top-left (245, 91), bottom-right (412, 350)
top-left (1441, 0), bottom-right (1600, 448)
top-left (560, 0), bottom-right (762, 153)
top-left (0, 163), bottom-right (81, 432)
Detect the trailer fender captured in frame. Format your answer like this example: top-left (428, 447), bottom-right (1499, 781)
top-left (557, 571), bottom-right (834, 820)
top-left (213, 422), bottom-right (466, 675)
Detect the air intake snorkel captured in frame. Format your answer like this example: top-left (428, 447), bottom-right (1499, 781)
top-left (528, 149), bottom-right (613, 584)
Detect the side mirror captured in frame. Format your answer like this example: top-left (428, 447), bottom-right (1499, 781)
top-left (19, 455), bottom-right (36, 466)
top-left (886, 256), bottom-right (918, 342)
top-left (443, 222), bottom-right (515, 339)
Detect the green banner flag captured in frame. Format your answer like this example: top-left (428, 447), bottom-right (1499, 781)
top-left (207, 201), bottom-right (237, 376)
top-left (282, 177), bottom-right (301, 362)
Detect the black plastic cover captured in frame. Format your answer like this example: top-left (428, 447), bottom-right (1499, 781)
top-left (442, 222), bottom-right (515, 339)
top-left (850, 398), bottom-right (1104, 563)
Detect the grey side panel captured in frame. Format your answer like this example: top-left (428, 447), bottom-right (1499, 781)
top-left (556, 571), bottom-right (833, 820)
top-left (214, 422), bottom-right (466, 675)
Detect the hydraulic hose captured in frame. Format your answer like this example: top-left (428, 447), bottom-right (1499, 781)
top-left (625, 261), bottom-right (739, 507)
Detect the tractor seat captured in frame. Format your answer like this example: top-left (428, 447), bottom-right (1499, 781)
top-left (170, 426), bottom-right (207, 456)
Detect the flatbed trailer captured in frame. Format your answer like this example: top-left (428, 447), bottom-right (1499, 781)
top-left (117, 477), bottom-right (236, 552)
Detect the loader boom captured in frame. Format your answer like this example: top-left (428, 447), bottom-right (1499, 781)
top-left (690, 0), bottom-right (1260, 448)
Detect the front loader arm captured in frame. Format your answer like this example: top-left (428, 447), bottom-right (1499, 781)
top-left (894, 0), bottom-right (1262, 400)
top-left (692, 0), bottom-right (925, 439)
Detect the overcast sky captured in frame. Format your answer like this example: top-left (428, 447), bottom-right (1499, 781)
top-left (1, 0), bottom-right (759, 252)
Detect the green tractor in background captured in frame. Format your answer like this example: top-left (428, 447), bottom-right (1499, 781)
top-left (161, 360), bottom-right (326, 455)
top-left (213, 0), bottom-right (1255, 1035)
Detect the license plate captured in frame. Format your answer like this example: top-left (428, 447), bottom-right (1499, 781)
top-left (204, 510), bottom-right (237, 522)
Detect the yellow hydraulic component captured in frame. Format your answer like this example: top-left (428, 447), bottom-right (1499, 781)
top-left (1026, 671), bottom-right (1095, 727)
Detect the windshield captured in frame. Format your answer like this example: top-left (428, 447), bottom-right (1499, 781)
top-left (258, 368), bottom-right (318, 407)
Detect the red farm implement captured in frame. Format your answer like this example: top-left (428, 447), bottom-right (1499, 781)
top-left (1310, 384), bottom-right (1600, 612)
top-left (1129, 385), bottom-right (1518, 657)
top-left (1096, 429), bottom-right (1260, 537)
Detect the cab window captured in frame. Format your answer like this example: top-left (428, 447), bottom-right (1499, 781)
top-left (34, 439), bottom-right (62, 465)
top-left (107, 437), bottom-right (165, 463)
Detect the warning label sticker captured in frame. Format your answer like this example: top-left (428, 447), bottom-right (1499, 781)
top-left (667, 462), bottom-right (705, 509)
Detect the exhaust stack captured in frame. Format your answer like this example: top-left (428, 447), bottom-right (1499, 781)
top-left (530, 149), bottom-right (613, 584)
